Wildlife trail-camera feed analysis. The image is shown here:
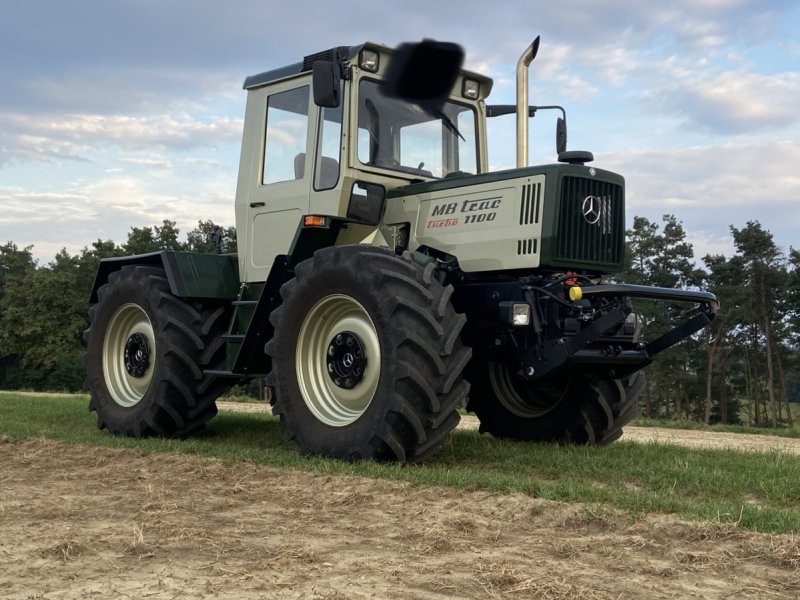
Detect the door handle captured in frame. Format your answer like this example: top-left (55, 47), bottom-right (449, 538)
top-left (249, 202), bottom-right (265, 208)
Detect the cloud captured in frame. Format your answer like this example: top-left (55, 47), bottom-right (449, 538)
top-left (601, 141), bottom-right (800, 256)
top-left (3, 1), bottom-right (793, 110)
top-left (0, 175), bottom-right (236, 263)
top-left (0, 187), bottom-right (95, 225)
top-left (119, 158), bottom-right (173, 170)
top-left (645, 69), bottom-right (800, 134)
top-left (0, 112), bottom-right (243, 166)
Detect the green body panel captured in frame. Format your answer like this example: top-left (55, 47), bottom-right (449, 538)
top-left (163, 252), bottom-right (241, 300)
top-left (90, 251), bottom-right (240, 303)
top-left (387, 165), bottom-right (558, 198)
top-left (387, 163), bottom-right (616, 198)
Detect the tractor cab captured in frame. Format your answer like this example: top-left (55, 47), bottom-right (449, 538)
top-left (234, 43), bottom-right (492, 282)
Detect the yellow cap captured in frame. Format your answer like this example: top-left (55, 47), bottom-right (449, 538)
top-left (569, 286), bottom-right (583, 302)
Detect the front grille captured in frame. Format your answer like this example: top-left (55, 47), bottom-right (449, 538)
top-left (555, 176), bottom-right (624, 266)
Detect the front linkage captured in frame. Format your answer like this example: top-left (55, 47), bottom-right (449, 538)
top-left (456, 275), bottom-right (719, 382)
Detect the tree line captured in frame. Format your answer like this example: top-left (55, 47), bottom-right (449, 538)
top-left (0, 220), bottom-right (235, 392)
top-left (1, 216), bottom-right (797, 427)
top-left (621, 215), bottom-right (799, 427)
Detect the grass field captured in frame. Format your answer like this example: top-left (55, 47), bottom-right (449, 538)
top-left (2, 391), bottom-right (799, 534)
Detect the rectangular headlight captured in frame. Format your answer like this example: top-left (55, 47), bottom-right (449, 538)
top-left (512, 303), bottom-right (530, 326)
top-left (360, 49), bottom-right (379, 72)
top-left (499, 301), bottom-right (530, 327)
top-left (462, 79), bottom-right (479, 99)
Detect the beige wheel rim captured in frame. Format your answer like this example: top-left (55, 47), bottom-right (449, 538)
top-left (102, 303), bottom-right (156, 407)
top-left (295, 294), bottom-right (380, 427)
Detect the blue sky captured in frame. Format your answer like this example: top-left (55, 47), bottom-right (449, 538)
top-left (1, 0), bottom-right (798, 264)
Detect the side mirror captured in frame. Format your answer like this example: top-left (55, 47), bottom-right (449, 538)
top-left (313, 61), bottom-right (340, 108)
top-left (347, 182), bottom-right (385, 225)
top-left (556, 117), bottom-right (567, 155)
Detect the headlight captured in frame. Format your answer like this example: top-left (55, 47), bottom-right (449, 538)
top-left (500, 301), bottom-right (531, 327)
top-left (360, 49), bottom-right (379, 73)
top-left (512, 303), bottom-right (530, 326)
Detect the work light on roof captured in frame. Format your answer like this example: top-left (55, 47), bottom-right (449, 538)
top-left (360, 49), bottom-right (379, 72)
top-left (462, 79), bottom-right (480, 99)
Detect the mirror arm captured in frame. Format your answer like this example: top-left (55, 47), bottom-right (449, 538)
top-left (486, 104), bottom-right (565, 120)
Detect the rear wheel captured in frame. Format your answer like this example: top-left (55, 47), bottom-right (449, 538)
top-left (266, 246), bottom-right (471, 463)
top-left (84, 265), bottom-right (230, 437)
top-left (466, 359), bottom-right (643, 445)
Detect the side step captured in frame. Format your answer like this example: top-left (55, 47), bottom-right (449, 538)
top-left (231, 255), bottom-right (289, 376)
top-left (202, 369), bottom-right (242, 378)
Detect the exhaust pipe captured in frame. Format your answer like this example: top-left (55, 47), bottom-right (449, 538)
top-left (516, 36), bottom-right (540, 168)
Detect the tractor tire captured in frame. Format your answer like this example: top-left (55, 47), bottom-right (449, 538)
top-left (265, 246), bottom-right (471, 463)
top-left (83, 265), bottom-right (230, 437)
top-left (466, 360), bottom-right (644, 446)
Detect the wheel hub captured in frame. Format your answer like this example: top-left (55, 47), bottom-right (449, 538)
top-left (124, 333), bottom-right (151, 378)
top-left (326, 331), bottom-right (367, 389)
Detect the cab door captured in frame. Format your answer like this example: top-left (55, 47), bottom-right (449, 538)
top-left (237, 81), bottom-right (315, 283)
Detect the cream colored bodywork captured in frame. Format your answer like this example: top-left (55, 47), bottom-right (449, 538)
top-left (381, 175), bottom-right (545, 272)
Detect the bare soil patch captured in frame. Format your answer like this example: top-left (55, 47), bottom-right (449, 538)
top-left (1, 436), bottom-right (798, 599)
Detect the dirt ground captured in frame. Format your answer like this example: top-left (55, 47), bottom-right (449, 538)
top-left (1, 406), bottom-right (799, 599)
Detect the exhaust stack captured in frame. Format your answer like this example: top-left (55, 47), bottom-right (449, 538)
top-left (516, 36), bottom-right (540, 168)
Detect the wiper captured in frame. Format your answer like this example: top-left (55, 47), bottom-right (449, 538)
top-left (434, 106), bottom-right (465, 142)
top-left (419, 100), bottom-right (465, 142)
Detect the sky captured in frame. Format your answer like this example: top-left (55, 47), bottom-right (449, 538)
top-left (1, 0), bottom-right (799, 265)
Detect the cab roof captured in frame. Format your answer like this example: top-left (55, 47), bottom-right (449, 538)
top-left (242, 41), bottom-right (494, 98)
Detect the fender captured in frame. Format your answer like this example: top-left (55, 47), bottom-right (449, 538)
top-left (89, 250), bottom-right (240, 303)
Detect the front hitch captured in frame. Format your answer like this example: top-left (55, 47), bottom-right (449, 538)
top-left (519, 283), bottom-right (719, 381)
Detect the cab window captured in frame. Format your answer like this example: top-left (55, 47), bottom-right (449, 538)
top-left (262, 86), bottom-right (310, 184)
top-left (356, 79), bottom-right (478, 178)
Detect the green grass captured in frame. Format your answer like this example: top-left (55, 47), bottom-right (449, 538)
top-left (2, 391), bottom-right (800, 534)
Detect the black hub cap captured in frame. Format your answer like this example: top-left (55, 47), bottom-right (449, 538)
top-left (124, 333), bottom-right (151, 378)
top-left (327, 331), bottom-right (367, 390)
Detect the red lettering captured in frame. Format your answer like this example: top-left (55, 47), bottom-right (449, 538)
top-left (427, 218), bottom-right (459, 228)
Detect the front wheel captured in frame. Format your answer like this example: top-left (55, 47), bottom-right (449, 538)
top-left (466, 359), bottom-right (643, 445)
top-left (266, 246), bottom-right (471, 463)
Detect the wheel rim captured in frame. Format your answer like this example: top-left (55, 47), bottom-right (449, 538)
top-left (296, 294), bottom-right (381, 427)
top-left (102, 303), bottom-right (156, 407)
top-left (487, 362), bottom-right (563, 418)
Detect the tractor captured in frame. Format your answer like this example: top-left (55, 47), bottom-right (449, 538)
top-left (84, 38), bottom-right (718, 462)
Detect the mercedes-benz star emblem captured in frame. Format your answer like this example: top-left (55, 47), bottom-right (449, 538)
top-left (342, 353), bottom-right (355, 368)
top-left (582, 195), bottom-right (601, 225)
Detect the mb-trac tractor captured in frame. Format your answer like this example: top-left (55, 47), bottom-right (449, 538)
top-left (84, 38), bottom-right (718, 462)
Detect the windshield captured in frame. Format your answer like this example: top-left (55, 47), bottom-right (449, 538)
top-left (357, 79), bottom-right (478, 178)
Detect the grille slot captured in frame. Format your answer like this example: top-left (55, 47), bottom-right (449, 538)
top-left (519, 182), bottom-right (542, 225)
top-left (517, 239), bottom-right (537, 255)
top-left (555, 177), bottom-right (624, 265)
